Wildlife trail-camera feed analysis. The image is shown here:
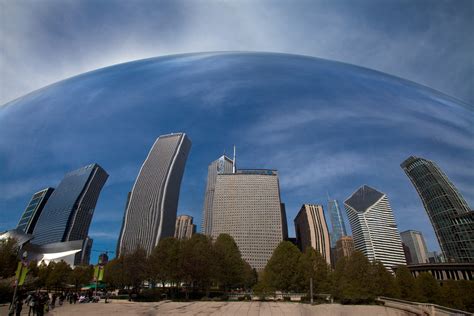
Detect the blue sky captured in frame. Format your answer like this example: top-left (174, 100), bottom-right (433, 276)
top-left (0, 1), bottom-right (473, 263)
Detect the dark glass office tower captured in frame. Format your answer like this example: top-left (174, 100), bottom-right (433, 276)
top-left (32, 164), bottom-right (109, 245)
top-left (327, 199), bottom-right (347, 248)
top-left (118, 133), bottom-right (191, 256)
top-left (401, 156), bottom-right (474, 263)
top-left (17, 187), bottom-right (54, 234)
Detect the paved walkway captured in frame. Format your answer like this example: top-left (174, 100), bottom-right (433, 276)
top-left (1, 300), bottom-right (415, 316)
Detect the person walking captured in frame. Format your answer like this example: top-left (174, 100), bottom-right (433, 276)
top-left (51, 293), bottom-right (57, 310)
top-left (14, 296), bottom-right (23, 316)
top-left (26, 293), bottom-right (36, 316)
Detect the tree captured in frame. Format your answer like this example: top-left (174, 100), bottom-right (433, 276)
top-left (331, 255), bottom-right (348, 300)
top-left (214, 234), bottom-right (244, 293)
top-left (337, 251), bottom-right (374, 304)
top-left (104, 257), bottom-right (126, 289)
top-left (395, 265), bottom-right (420, 301)
top-left (416, 272), bottom-right (441, 304)
top-left (369, 261), bottom-right (399, 298)
top-left (0, 238), bottom-right (18, 278)
top-left (149, 237), bottom-right (183, 289)
top-left (297, 247), bottom-right (330, 294)
top-left (46, 261), bottom-right (72, 290)
top-left (241, 261), bottom-right (258, 290)
top-left (181, 234), bottom-right (214, 296)
top-left (260, 241), bottom-right (302, 292)
top-left (123, 247), bottom-right (148, 289)
top-left (70, 265), bottom-right (93, 290)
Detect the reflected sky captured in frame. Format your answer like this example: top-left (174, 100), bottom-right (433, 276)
top-left (0, 52), bottom-right (472, 262)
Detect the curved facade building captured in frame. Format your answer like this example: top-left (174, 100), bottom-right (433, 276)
top-left (344, 185), bottom-right (406, 272)
top-left (32, 164), bottom-right (108, 245)
top-left (401, 156), bottom-right (474, 263)
top-left (118, 133), bottom-right (191, 256)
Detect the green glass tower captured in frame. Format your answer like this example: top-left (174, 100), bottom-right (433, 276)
top-left (401, 156), bottom-right (473, 263)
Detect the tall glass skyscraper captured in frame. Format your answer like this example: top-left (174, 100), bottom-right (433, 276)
top-left (17, 187), bottom-right (54, 234)
top-left (118, 133), bottom-right (191, 256)
top-left (344, 185), bottom-right (406, 272)
top-left (327, 199), bottom-right (347, 247)
top-left (201, 155), bottom-right (234, 235)
top-left (32, 164), bottom-right (108, 245)
top-left (401, 156), bottom-right (474, 263)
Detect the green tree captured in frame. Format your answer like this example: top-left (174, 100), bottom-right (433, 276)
top-left (331, 255), bottom-right (348, 300)
top-left (149, 237), bottom-right (183, 290)
top-left (104, 257), bottom-right (126, 289)
top-left (338, 251), bottom-right (373, 304)
top-left (395, 265), bottom-right (420, 301)
top-left (416, 272), bottom-right (441, 303)
top-left (260, 241), bottom-right (302, 292)
top-left (297, 247), bottom-right (330, 294)
top-left (0, 238), bottom-right (18, 278)
top-left (70, 265), bottom-right (93, 290)
top-left (241, 261), bottom-right (258, 290)
top-left (123, 247), bottom-right (148, 289)
top-left (369, 261), bottom-right (399, 298)
top-left (46, 261), bottom-right (72, 290)
top-left (214, 234), bottom-right (244, 293)
top-left (181, 234), bottom-right (214, 297)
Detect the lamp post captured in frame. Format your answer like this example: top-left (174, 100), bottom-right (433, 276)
top-left (9, 250), bottom-right (28, 316)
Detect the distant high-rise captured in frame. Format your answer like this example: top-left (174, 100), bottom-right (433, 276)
top-left (335, 236), bottom-right (355, 262)
top-left (344, 185), bottom-right (406, 271)
top-left (175, 215), bottom-right (196, 240)
top-left (327, 198), bottom-right (347, 248)
top-left (17, 188), bottom-right (54, 234)
top-left (201, 155), bottom-right (234, 236)
top-left (400, 230), bottom-right (429, 264)
top-left (33, 164), bottom-right (108, 246)
top-left (401, 156), bottom-right (474, 263)
top-left (294, 204), bottom-right (332, 266)
top-left (211, 169), bottom-right (286, 270)
top-left (118, 133), bottom-right (191, 256)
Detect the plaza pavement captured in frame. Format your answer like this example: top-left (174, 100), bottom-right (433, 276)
top-left (2, 300), bottom-right (414, 315)
top-left (43, 300), bottom-right (413, 315)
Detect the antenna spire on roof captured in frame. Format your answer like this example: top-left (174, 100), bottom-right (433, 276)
top-left (233, 145), bottom-right (236, 173)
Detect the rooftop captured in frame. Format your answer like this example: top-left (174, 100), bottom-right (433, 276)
top-left (345, 185), bottom-right (385, 213)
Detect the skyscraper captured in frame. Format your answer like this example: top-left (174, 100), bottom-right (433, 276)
top-left (17, 187), bottom-right (54, 234)
top-left (344, 185), bottom-right (406, 271)
top-left (33, 164), bottom-right (108, 246)
top-left (400, 230), bottom-right (429, 264)
top-left (211, 169), bottom-right (286, 270)
top-left (401, 156), bottom-right (474, 263)
top-left (294, 204), bottom-right (332, 265)
top-left (118, 133), bottom-right (191, 256)
top-left (327, 198), bottom-right (347, 248)
top-left (335, 236), bottom-right (355, 262)
top-left (201, 155), bottom-right (234, 236)
top-left (175, 215), bottom-right (196, 240)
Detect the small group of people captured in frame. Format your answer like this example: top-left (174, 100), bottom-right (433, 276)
top-left (11, 291), bottom-right (71, 316)
top-left (10, 291), bottom-right (50, 316)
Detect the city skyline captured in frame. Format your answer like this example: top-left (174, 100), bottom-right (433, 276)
top-left (0, 53), bottom-right (472, 264)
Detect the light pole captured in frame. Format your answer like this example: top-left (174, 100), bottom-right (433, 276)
top-left (9, 250), bottom-right (28, 316)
